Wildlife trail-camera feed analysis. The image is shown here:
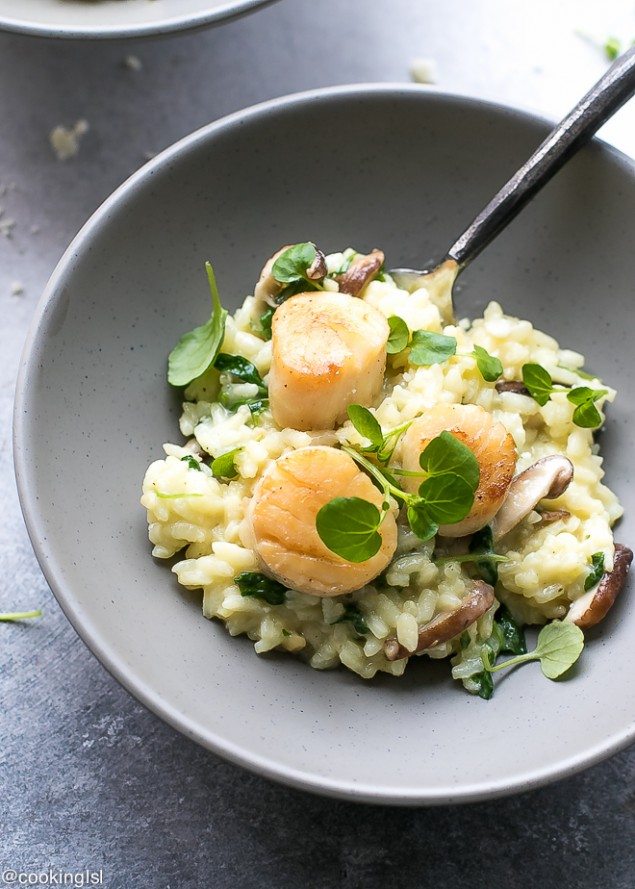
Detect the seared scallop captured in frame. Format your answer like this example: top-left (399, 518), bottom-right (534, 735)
top-left (268, 292), bottom-right (389, 430)
top-left (247, 446), bottom-right (397, 596)
top-left (399, 403), bottom-right (516, 537)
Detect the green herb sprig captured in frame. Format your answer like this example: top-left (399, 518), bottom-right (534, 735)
top-left (482, 620), bottom-right (584, 680)
top-left (575, 30), bottom-right (634, 62)
top-left (346, 405), bottom-right (412, 464)
top-left (521, 363), bottom-right (607, 428)
top-left (0, 610), bottom-right (42, 622)
top-left (409, 331), bottom-right (503, 382)
top-left (470, 605), bottom-right (526, 699)
top-left (168, 262), bottom-right (228, 387)
top-left (316, 433), bottom-right (480, 562)
top-left (256, 241), bottom-right (326, 338)
top-left (271, 243), bottom-right (325, 293)
top-left (386, 319), bottom-right (503, 383)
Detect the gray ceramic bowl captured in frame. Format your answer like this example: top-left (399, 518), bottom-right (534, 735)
top-left (0, 0), bottom-right (276, 39)
top-left (14, 86), bottom-right (635, 805)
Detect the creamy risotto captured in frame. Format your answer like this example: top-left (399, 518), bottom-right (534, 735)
top-left (141, 244), bottom-right (631, 696)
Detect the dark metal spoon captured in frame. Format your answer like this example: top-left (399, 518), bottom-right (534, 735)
top-left (390, 46), bottom-right (635, 319)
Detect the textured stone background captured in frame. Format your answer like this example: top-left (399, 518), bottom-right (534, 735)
top-left (1, 1), bottom-right (634, 886)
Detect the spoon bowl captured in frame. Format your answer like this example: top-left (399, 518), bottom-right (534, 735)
top-left (389, 48), bottom-right (635, 316)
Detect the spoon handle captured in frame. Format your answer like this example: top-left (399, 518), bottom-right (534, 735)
top-left (447, 46), bottom-right (635, 270)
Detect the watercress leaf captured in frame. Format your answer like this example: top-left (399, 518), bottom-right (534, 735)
top-left (386, 315), bottom-right (410, 354)
top-left (473, 670), bottom-right (494, 700)
top-left (469, 525), bottom-right (499, 585)
top-left (409, 330), bottom-right (457, 366)
top-left (211, 448), bottom-right (240, 480)
top-left (316, 496), bottom-right (383, 563)
top-left (167, 262), bottom-right (228, 387)
top-left (483, 619), bottom-right (583, 680)
top-left (347, 404), bottom-right (383, 449)
top-left (271, 242), bottom-right (318, 284)
top-left (572, 401), bottom-right (603, 428)
top-left (584, 552), bottom-right (605, 591)
top-left (472, 345), bottom-right (503, 382)
top-left (496, 605), bottom-right (527, 655)
top-left (214, 353), bottom-right (266, 389)
top-left (419, 430), bottom-right (480, 492)
top-left (334, 603), bottom-right (369, 635)
top-left (522, 363), bottom-right (554, 406)
top-left (566, 386), bottom-right (607, 406)
top-left (180, 455), bottom-right (202, 471)
top-left (534, 620), bottom-right (584, 679)
top-left (258, 306), bottom-right (275, 340)
top-left (418, 473), bottom-right (475, 524)
top-left (235, 571), bottom-right (287, 606)
top-left (406, 502), bottom-right (438, 541)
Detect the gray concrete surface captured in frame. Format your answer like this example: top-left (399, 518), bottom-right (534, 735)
top-left (1, 1), bottom-right (634, 886)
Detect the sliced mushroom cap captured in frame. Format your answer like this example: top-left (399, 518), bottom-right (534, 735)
top-left (254, 246), bottom-right (291, 306)
top-left (384, 580), bottom-right (495, 661)
top-left (495, 380), bottom-right (530, 396)
top-left (183, 438), bottom-right (204, 457)
top-left (536, 508), bottom-right (571, 526)
top-left (306, 250), bottom-right (327, 281)
top-left (336, 249), bottom-right (385, 296)
top-left (491, 455), bottom-right (574, 541)
top-left (566, 543), bottom-right (633, 629)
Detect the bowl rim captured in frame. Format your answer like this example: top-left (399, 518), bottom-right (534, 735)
top-left (0, 0), bottom-right (277, 40)
top-left (13, 83), bottom-right (635, 805)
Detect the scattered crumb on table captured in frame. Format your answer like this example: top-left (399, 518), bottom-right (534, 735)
top-left (409, 57), bottom-right (438, 84)
top-left (124, 55), bottom-right (143, 72)
top-left (49, 120), bottom-right (90, 162)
